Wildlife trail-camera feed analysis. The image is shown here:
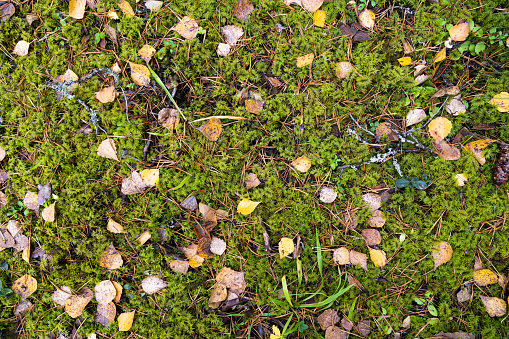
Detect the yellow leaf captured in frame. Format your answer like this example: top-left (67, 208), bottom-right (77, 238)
top-left (480, 295), bottom-right (507, 317)
top-left (368, 248), bottom-right (387, 268)
top-left (397, 56), bottom-right (412, 66)
top-left (237, 198), bottom-right (260, 215)
top-left (95, 86), bottom-right (116, 104)
top-left (138, 44), bottom-right (156, 63)
top-left (69, 0), bottom-right (86, 19)
top-left (129, 62), bottom-right (150, 87)
top-left (291, 155), bottom-right (311, 173)
top-left (172, 16), bottom-right (199, 40)
top-left (455, 173), bottom-right (468, 186)
top-left (117, 0), bottom-right (135, 17)
top-left (473, 269), bottom-right (498, 286)
top-left (296, 53), bottom-right (314, 68)
top-left (22, 240), bottom-right (30, 263)
top-left (107, 218), bottom-right (124, 233)
top-left (136, 231), bottom-right (151, 245)
top-left (432, 241), bottom-right (452, 269)
top-left (198, 117), bottom-right (223, 141)
top-left (65, 287), bottom-right (93, 318)
top-left (463, 139), bottom-right (496, 165)
top-left (433, 48), bottom-right (446, 63)
top-left (358, 9), bottom-right (375, 29)
top-left (42, 203), bottom-right (56, 222)
top-left (488, 92), bottom-right (509, 112)
top-left (449, 22), bottom-right (469, 42)
top-left (313, 10), bottom-right (326, 28)
top-left (278, 237), bottom-right (294, 259)
top-left (270, 325), bottom-right (282, 339)
top-left (428, 117), bottom-right (452, 143)
top-left (99, 243), bottom-right (123, 269)
top-left (12, 275), bottom-right (37, 300)
top-left (140, 169), bottom-right (159, 187)
top-left (118, 310), bottom-right (135, 331)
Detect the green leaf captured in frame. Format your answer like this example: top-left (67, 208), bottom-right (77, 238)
top-left (428, 304), bottom-right (438, 316)
top-left (396, 178), bottom-right (411, 188)
top-left (298, 321), bottom-right (308, 333)
top-left (414, 297), bottom-right (425, 305)
top-left (489, 27), bottom-right (497, 34)
top-left (474, 42), bottom-right (486, 55)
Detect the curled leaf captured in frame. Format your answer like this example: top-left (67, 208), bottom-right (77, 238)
top-left (97, 139), bottom-right (118, 161)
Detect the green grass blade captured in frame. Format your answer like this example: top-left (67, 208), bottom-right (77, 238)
top-left (281, 314), bottom-right (294, 337)
top-left (300, 283), bottom-right (353, 309)
top-left (146, 63), bottom-right (187, 121)
top-left (170, 174), bottom-right (191, 191)
top-left (316, 228), bottom-right (322, 277)
top-left (281, 275), bottom-right (293, 307)
top-left (296, 258), bottom-right (303, 288)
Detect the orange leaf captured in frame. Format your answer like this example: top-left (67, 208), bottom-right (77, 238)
top-left (117, 0), bottom-right (135, 17)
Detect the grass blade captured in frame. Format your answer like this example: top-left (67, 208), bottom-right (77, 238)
top-left (281, 275), bottom-right (293, 307)
top-left (296, 258), bottom-right (303, 288)
top-left (316, 228), bottom-right (322, 277)
top-left (146, 63), bottom-right (187, 121)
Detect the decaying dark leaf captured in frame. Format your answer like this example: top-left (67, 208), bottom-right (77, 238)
top-left (95, 301), bottom-right (116, 327)
top-left (158, 108), bottom-right (179, 130)
top-left (358, 320), bottom-right (371, 337)
top-left (337, 22), bottom-right (370, 42)
top-left (347, 273), bottom-right (366, 292)
top-left (1, 2), bottom-right (15, 22)
top-left (197, 237), bottom-right (214, 259)
top-left (317, 308), bottom-right (340, 330)
top-left (428, 332), bottom-right (475, 339)
top-left (494, 144), bottom-right (509, 185)
top-left (233, 0), bottom-right (254, 21)
top-left (37, 183), bottom-right (51, 205)
top-left (361, 229), bottom-right (381, 246)
top-left (325, 326), bottom-right (349, 339)
top-left (181, 195), bottom-right (198, 211)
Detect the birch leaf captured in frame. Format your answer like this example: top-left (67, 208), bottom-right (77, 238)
top-left (237, 198), bottom-right (260, 215)
top-left (118, 310), bottom-right (135, 331)
top-left (279, 237), bottom-right (294, 259)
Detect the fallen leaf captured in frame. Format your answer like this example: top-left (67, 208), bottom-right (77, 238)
top-left (140, 169), bottom-right (159, 187)
top-left (97, 139), bottom-right (118, 161)
top-left (457, 288), bottom-right (470, 303)
top-left (237, 198), bottom-right (260, 215)
top-left (265, 76), bottom-right (283, 87)
top-left (118, 310), bottom-right (135, 331)
top-left (1, 2), bottom-right (15, 22)
top-left (358, 320), bottom-right (371, 337)
top-left (433, 48), bottom-right (446, 63)
top-left (52, 286), bottom-right (72, 306)
top-left (142, 276), bottom-right (168, 294)
top-left (245, 173), bottom-right (261, 189)
top-left (95, 301), bottom-right (116, 327)
top-left (13, 233), bottom-right (29, 252)
top-left (69, 0), bottom-right (86, 19)
top-left (431, 86), bottom-right (460, 99)
top-left (336, 61), bottom-right (353, 79)
top-left (136, 231), bottom-right (151, 245)
top-left (415, 74), bottom-right (430, 86)
top-left (95, 86), bottom-right (116, 104)
top-left (361, 193), bottom-right (381, 211)
top-left (325, 326), bottom-right (348, 339)
top-left (368, 210), bottom-right (386, 227)
top-left (208, 283), bottom-right (227, 308)
top-left (333, 247), bottom-right (350, 265)
top-left (375, 122), bottom-right (399, 142)
top-left (319, 186), bottom-right (337, 203)
top-left (138, 44), bottom-right (156, 63)
top-left (406, 108), bottom-right (426, 127)
top-left (107, 218), bottom-right (124, 233)
top-left (369, 247), bottom-right (387, 268)
top-left (172, 16), bottom-right (199, 40)
top-left (197, 237), bottom-right (214, 259)
top-left (170, 259), bottom-right (189, 274)
top-left (397, 56), bottom-right (412, 66)
top-left (0, 146), bottom-right (5, 161)
top-left (23, 191), bottom-right (39, 212)
top-left (158, 108), bottom-right (179, 130)
top-left (358, 9), bottom-right (375, 29)
top-left (145, 0), bottom-right (163, 11)
top-left (107, 10), bottom-right (119, 19)
top-left (181, 244), bottom-right (205, 268)
top-left (0, 170), bottom-right (7, 183)
top-left (181, 195), bottom-right (198, 211)
top-left (279, 237), bottom-right (294, 259)
top-left (349, 250), bottom-right (368, 271)
top-left (121, 171), bottom-right (146, 195)
top-left (210, 237), bottom-right (227, 255)
top-left (313, 10), bottom-right (326, 28)
top-left (455, 173), bottom-right (468, 186)
top-left (245, 99), bottom-right (265, 114)
top-left (129, 62), bottom-right (150, 87)
top-left (86, 0), bottom-right (97, 9)
top-left (432, 241), bottom-right (453, 269)
top-left (217, 43), bottom-right (231, 56)
top-left (489, 92), bottom-right (509, 112)
top-left (0, 228), bottom-right (15, 248)
top-left (22, 240), bottom-right (30, 263)
top-left (222, 25), bottom-right (244, 46)
top-left (296, 53), bottom-right (314, 68)
top-left (445, 94), bottom-right (466, 115)
top-left (216, 267), bottom-right (246, 295)
top-left (449, 22), bottom-right (469, 41)
top-left (494, 144), bottom-right (509, 185)
top-left (428, 117), bottom-right (452, 143)
top-left (54, 69), bottom-right (79, 100)
top-left (473, 269), bottom-right (498, 286)
top-left (463, 139), bottom-right (496, 165)
top-left (479, 295), bottom-right (506, 317)
top-left (65, 287), bottom-right (93, 318)
top-left (233, 0), bottom-right (254, 21)
top-left (435, 140), bottom-right (461, 161)
top-left (94, 280), bottom-right (117, 305)
top-left (362, 229), bottom-right (381, 246)
top-left (13, 41), bottom-right (29, 56)
top-left (341, 317), bottom-right (353, 331)
top-left (198, 117), bottom-right (223, 141)
top-left (112, 281), bottom-right (122, 303)
top-left (347, 273), bottom-right (366, 292)
top-left (291, 155), bottom-right (311, 172)
top-left (37, 183), bottom-right (51, 205)
top-left (338, 22), bottom-right (370, 42)
top-left (117, 0), bottom-right (135, 17)
top-left (99, 243), bottom-right (123, 269)
top-left (428, 331), bottom-right (475, 339)
top-left (15, 300), bottom-right (34, 316)
top-left (402, 39), bottom-right (414, 54)
top-left (317, 309), bottom-right (340, 330)
top-left (42, 203), bottom-right (56, 222)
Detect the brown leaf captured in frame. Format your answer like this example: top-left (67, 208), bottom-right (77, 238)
top-left (158, 108), bottom-right (179, 130)
top-left (428, 117), bottom-right (452, 143)
top-left (117, 0), bottom-right (135, 17)
top-left (245, 99), bottom-right (264, 114)
top-left (291, 155), bottom-right (311, 173)
top-left (428, 331), bottom-right (475, 339)
top-left (245, 173), bottom-right (261, 189)
top-left (319, 186), bottom-right (337, 203)
top-left (479, 295), bottom-right (506, 317)
top-left (13, 41), bottom-right (29, 56)
top-left (121, 171), bottom-right (146, 195)
top-left (347, 273), bottom-right (366, 292)
top-left (208, 283), bottom-right (227, 308)
top-left (317, 309), bottom-right (340, 330)
top-left (141, 276), bottom-right (168, 294)
top-left (341, 317), bottom-right (353, 331)
top-left (95, 302), bottom-right (116, 327)
top-left (358, 320), bottom-right (371, 337)
top-left (368, 247), bottom-right (387, 268)
top-left (358, 9), bottom-right (375, 29)
top-left (362, 229), bottom-right (381, 246)
top-left (349, 250), bottom-right (368, 271)
top-left (222, 25), bottom-right (244, 46)
top-left (15, 300), bottom-right (34, 316)
top-left (202, 209), bottom-right (217, 232)
top-left (129, 62), bottom-right (150, 87)
top-left (431, 86), bottom-right (460, 99)
top-left (69, 0), bottom-right (86, 19)
top-left (99, 243), bottom-right (123, 269)
top-left (138, 44), bottom-right (156, 63)
top-left (95, 86), bottom-right (116, 104)
top-left (336, 61), bottom-right (353, 79)
top-left (0, 191), bottom-right (6, 208)
top-left (494, 144), bottom-right (509, 185)
top-left (42, 203), bottom-right (56, 222)
top-left (216, 267), bottom-right (246, 295)
top-left (198, 117), bottom-right (223, 141)
top-left (445, 95), bottom-right (466, 116)
top-left (12, 274), bottom-right (37, 300)
top-left (1, 2), bottom-right (15, 22)
top-left (197, 237), bottom-right (214, 259)
top-left (361, 193), bottom-right (381, 211)
top-left (13, 233), bottom-right (29, 252)
top-left (0, 228), bottom-right (15, 248)
top-left (23, 191), bottom-right (39, 212)
top-left (449, 22), bottom-right (469, 42)
top-left (432, 241), bottom-right (453, 269)
top-left (52, 286), bottom-right (72, 306)
top-left (94, 280), bottom-right (117, 305)
top-left (97, 139), bottom-right (118, 161)
top-left (343, 210), bottom-right (358, 230)
top-left (136, 231), bottom-right (151, 245)
top-left (54, 69), bottom-right (79, 100)
top-left (301, 0), bottom-right (324, 12)
top-left (112, 281), bottom-right (122, 303)
top-left (457, 288), bottom-right (470, 303)
top-left (402, 39), bottom-right (414, 54)
top-left (170, 259), bottom-right (189, 274)
top-left (233, 0), bottom-right (254, 21)
top-left (118, 310), bottom-right (135, 331)
top-left (368, 209), bottom-right (386, 228)
top-left (473, 269), bottom-right (498, 286)
top-left (172, 16), bottom-right (199, 40)
top-left (265, 76), bottom-right (283, 87)
top-left (107, 218), bottom-right (124, 233)
top-left (375, 122), bottom-right (399, 142)
top-left (325, 326), bottom-right (349, 339)
top-left (86, 0), bottom-right (97, 9)
top-left (65, 287), bottom-right (93, 318)
top-left (333, 247), bottom-right (350, 265)
top-left (406, 108), bottom-right (426, 127)
top-left (180, 195), bottom-right (198, 211)
top-left (296, 53), bottom-right (314, 68)
top-left (435, 140), bottom-right (461, 161)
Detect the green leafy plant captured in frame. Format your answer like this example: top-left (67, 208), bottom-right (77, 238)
top-left (396, 175), bottom-right (431, 190)
top-left (0, 280), bottom-right (13, 297)
top-left (94, 32), bottom-right (106, 44)
top-left (413, 292), bottom-right (439, 316)
top-left (357, 0), bottom-right (376, 11)
top-left (6, 201), bottom-right (28, 218)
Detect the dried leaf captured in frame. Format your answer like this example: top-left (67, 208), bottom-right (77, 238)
top-left (138, 45), bottom-right (156, 63)
top-left (15, 300), bottom-right (34, 316)
top-left (343, 210), bottom-right (358, 230)
top-left (197, 237), bottom-right (214, 259)
top-left (172, 16), bottom-right (199, 40)
top-left (118, 310), bottom-right (135, 331)
top-left (24, 191), bottom-right (39, 212)
top-left (129, 62), bottom-right (150, 87)
top-left (265, 76), bottom-right (283, 87)
top-left (69, 0), bottom-right (86, 19)
top-left (208, 283), bottom-right (227, 308)
top-left (358, 320), bottom-right (371, 337)
top-left (317, 309), bottom-right (340, 330)
top-left (52, 286), bottom-right (72, 306)
top-left (431, 86), bottom-right (460, 99)
top-left (95, 86), bottom-right (116, 104)
top-left (333, 247), bottom-right (350, 265)
top-left (136, 231), bottom-right (151, 245)
top-left (397, 56), bottom-right (412, 66)
top-left (140, 169), bottom-right (159, 187)
top-left (99, 243), bottom-right (123, 269)
top-left (319, 186), bottom-right (337, 203)
top-left (375, 122), bottom-right (399, 142)
top-left (121, 171), bottom-right (146, 195)
top-left (428, 331), bottom-right (476, 339)
top-left (117, 0), bottom-right (135, 17)
top-left (432, 241), bottom-right (453, 269)
top-left (97, 139), bottom-right (118, 161)
top-left (198, 117), bottom-right (223, 141)
top-left (37, 183), bottom-right (51, 206)
top-left (65, 287), bottom-right (93, 318)
top-left (362, 229), bottom-right (381, 246)
top-left (107, 218), bottom-right (124, 233)
top-left (291, 155), bottom-right (311, 172)
top-left (406, 108), bottom-right (426, 127)
top-left (158, 108), bottom-right (179, 130)
top-left (336, 61), bottom-right (353, 79)
top-left (435, 140), bottom-right (461, 161)
top-left (22, 240), bottom-right (30, 263)
top-left (358, 9), bottom-right (375, 29)
top-left (449, 22), bottom-right (469, 42)
top-left (13, 233), bottom-right (29, 252)
top-left (0, 191), bottom-right (6, 208)
top-left (488, 92), bottom-right (509, 112)
top-left (361, 193), bottom-right (381, 211)
top-left (141, 276), bottom-right (168, 294)
top-left (222, 25), bottom-right (244, 46)
top-left (112, 281), bottom-right (122, 303)
top-left (145, 0), bottom-right (163, 11)
top-left (13, 41), bottom-right (29, 56)
top-left (301, 0), bottom-right (323, 12)
top-left (369, 210), bottom-right (386, 228)
top-left (341, 317), bottom-right (353, 331)
top-left (42, 203), bottom-right (56, 222)
top-left (54, 69), bottom-right (79, 100)
top-left (402, 39), bottom-right (414, 54)
top-left (296, 53), bottom-right (314, 68)
top-left (95, 301), bottom-right (116, 327)
top-left (479, 295), bottom-right (506, 317)
top-left (107, 10), bottom-right (119, 19)
top-left (473, 269), bottom-right (498, 286)
top-left (233, 0), bottom-right (254, 21)
top-left (1, 2), bottom-right (15, 22)
top-left (428, 117), bottom-right (452, 143)
top-left (313, 10), bottom-right (326, 28)
top-left (245, 99), bottom-right (265, 114)
top-left (325, 326), bottom-right (348, 339)
top-left (237, 198), bottom-right (260, 215)
top-left (494, 144), bottom-right (509, 185)
top-left (245, 173), bottom-right (261, 189)
top-left (0, 146), bottom-right (5, 161)
top-left (170, 259), bottom-right (189, 274)
top-left (463, 139), bottom-right (496, 165)
top-left (210, 237), bottom-right (227, 255)
top-left (216, 267), bottom-right (246, 295)
top-left (433, 48), bottom-right (446, 63)
top-left (347, 273), bottom-right (366, 292)
top-left (455, 173), bottom-right (468, 186)
top-left (181, 244), bottom-right (205, 268)
top-left (94, 280), bottom-right (117, 305)
top-left (415, 74), bottom-right (430, 86)
top-left (279, 237), bottom-right (294, 259)
top-left (349, 250), bottom-right (368, 271)
top-left (368, 247), bottom-right (387, 268)
top-left (445, 95), bottom-right (466, 115)
top-left (217, 43), bottom-right (231, 56)
top-left (0, 228), bottom-right (15, 248)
